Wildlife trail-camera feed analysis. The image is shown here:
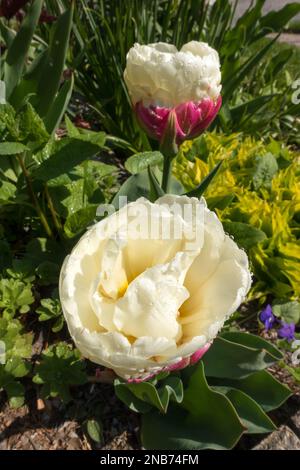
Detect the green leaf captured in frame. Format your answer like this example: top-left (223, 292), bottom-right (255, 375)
top-left (272, 300), bottom-right (300, 324)
top-left (64, 205), bottom-right (98, 238)
top-left (223, 221), bottom-right (267, 250)
top-left (111, 171), bottom-right (149, 209)
top-left (220, 332), bottom-right (282, 361)
top-left (210, 370), bottom-right (292, 412)
top-left (86, 419), bottom-right (103, 444)
top-left (141, 363), bottom-right (244, 450)
top-left (115, 376), bottom-right (183, 414)
top-left (215, 387), bottom-right (277, 434)
top-left (202, 336), bottom-right (280, 379)
top-left (33, 137), bottom-right (105, 182)
top-left (36, 4), bottom-right (74, 117)
top-left (253, 152), bottom-right (278, 190)
top-left (6, 381), bottom-right (25, 408)
top-left (44, 75), bottom-right (74, 135)
top-left (4, 0), bottom-right (43, 98)
top-left (0, 142), bottom-right (28, 155)
top-left (185, 161), bottom-right (223, 198)
top-left (125, 151), bottom-right (163, 175)
top-left (260, 3), bottom-right (300, 31)
top-left (33, 342), bottom-right (87, 403)
top-left (148, 166), bottom-right (165, 202)
top-left (0, 278), bottom-right (34, 317)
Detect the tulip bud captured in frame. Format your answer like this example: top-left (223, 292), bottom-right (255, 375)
top-left (124, 41), bottom-right (222, 144)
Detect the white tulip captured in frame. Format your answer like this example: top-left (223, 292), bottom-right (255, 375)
top-left (59, 196), bottom-right (251, 380)
top-left (124, 41), bottom-right (222, 108)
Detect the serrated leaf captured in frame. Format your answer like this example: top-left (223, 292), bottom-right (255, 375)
top-left (0, 142), bottom-right (28, 155)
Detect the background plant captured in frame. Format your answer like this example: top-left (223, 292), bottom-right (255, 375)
top-left (42, 0), bottom-right (300, 151)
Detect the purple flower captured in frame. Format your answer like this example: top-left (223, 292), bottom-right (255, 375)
top-left (260, 304), bottom-right (275, 331)
top-left (278, 322), bottom-right (295, 342)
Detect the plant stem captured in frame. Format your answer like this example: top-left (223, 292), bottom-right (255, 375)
top-left (17, 155), bottom-right (53, 238)
top-left (161, 154), bottom-right (173, 193)
top-left (44, 184), bottom-right (63, 236)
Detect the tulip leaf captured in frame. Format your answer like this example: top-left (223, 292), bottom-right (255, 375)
top-left (148, 166), bottom-right (165, 201)
top-left (4, 0), bottom-right (43, 99)
top-left (209, 370), bottom-right (292, 413)
top-left (213, 387), bottom-right (276, 434)
top-left (115, 375), bottom-right (183, 414)
top-left (141, 362), bottom-right (244, 450)
top-left (125, 151), bottom-right (163, 175)
top-left (185, 160), bottom-right (223, 198)
top-left (44, 75), bottom-right (74, 135)
top-left (36, 4), bottom-right (74, 117)
top-left (220, 331), bottom-right (282, 361)
top-left (202, 336), bottom-right (279, 379)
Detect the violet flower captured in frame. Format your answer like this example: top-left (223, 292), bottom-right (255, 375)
top-left (259, 304), bottom-right (275, 331)
top-left (278, 322), bottom-right (295, 342)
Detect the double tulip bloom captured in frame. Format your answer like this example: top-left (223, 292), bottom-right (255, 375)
top-left (59, 41), bottom-right (251, 381)
top-left (124, 41), bottom-right (222, 143)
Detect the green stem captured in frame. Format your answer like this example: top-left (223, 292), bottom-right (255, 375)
top-left (17, 155), bottom-right (53, 238)
top-left (44, 184), bottom-right (63, 236)
top-left (161, 154), bottom-right (173, 193)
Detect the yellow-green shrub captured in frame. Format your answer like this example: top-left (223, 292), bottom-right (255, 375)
top-left (174, 134), bottom-right (300, 302)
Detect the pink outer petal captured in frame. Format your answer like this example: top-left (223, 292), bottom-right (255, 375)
top-left (189, 343), bottom-right (211, 365)
top-left (126, 343), bottom-right (211, 383)
top-left (135, 96), bottom-right (222, 144)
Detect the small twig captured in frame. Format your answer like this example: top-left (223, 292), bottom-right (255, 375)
top-left (88, 369), bottom-right (116, 384)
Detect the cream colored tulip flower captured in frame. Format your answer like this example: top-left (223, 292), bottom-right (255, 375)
top-left (59, 196), bottom-right (251, 380)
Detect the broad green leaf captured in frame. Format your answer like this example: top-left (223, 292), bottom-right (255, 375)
top-left (252, 153), bottom-right (278, 190)
top-left (5, 381), bottom-right (25, 408)
top-left (222, 221), bottom-right (267, 250)
top-left (220, 332), bottom-right (282, 361)
top-left (36, 4), bottom-right (74, 117)
top-left (33, 137), bottom-right (105, 182)
top-left (148, 166), bottom-right (165, 202)
top-left (260, 3), bottom-right (300, 31)
top-left (111, 171), bottom-right (149, 209)
top-left (4, 0), bottom-right (43, 98)
top-left (0, 142), bottom-right (28, 155)
top-left (141, 363), bottom-right (244, 450)
top-left (44, 75), bottom-right (74, 134)
top-left (125, 151), bottom-right (163, 175)
top-left (115, 376), bottom-right (183, 414)
top-left (202, 336), bottom-right (279, 379)
top-left (272, 300), bottom-right (300, 324)
top-left (214, 387), bottom-right (276, 434)
top-left (209, 370), bottom-right (292, 412)
top-left (185, 161), bottom-right (223, 198)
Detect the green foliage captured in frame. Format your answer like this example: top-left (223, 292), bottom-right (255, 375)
top-left (272, 300), bottom-right (300, 325)
top-left (85, 419), bottom-right (103, 444)
top-left (0, 1), bottom-right (74, 134)
top-left (125, 151), bottom-right (163, 175)
top-left (173, 133), bottom-right (300, 301)
top-left (115, 374), bottom-right (183, 414)
top-left (43, 0), bottom-right (300, 149)
top-left (139, 333), bottom-right (291, 450)
top-left (36, 291), bottom-right (64, 332)
top-left (0, 317), bottom-right (33, 407)
top-left (0, 277), bottom-right (34, 317)
top-left (33, 342), bottom-right (87, 403)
